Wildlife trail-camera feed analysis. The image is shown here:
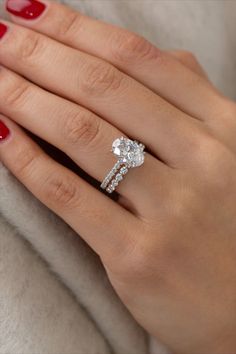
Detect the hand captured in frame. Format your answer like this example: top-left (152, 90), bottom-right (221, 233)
top-left (1, 1), bottom-right (236, 353)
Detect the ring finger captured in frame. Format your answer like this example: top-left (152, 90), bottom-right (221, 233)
top-left (0, 115), bottom-right (139, 263)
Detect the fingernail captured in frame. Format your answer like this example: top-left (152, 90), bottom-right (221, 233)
top-left (0, 23), bottom-right (8, 39)
top-left (6, 0), bottom-right (46, 20)
top-left (0, 120), bottom-right (10, 141)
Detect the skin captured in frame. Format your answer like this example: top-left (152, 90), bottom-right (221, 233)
top-left (1, 1), bottom-right (236, 353)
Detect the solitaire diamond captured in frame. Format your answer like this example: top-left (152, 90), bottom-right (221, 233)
top-left (112, 137), bottom-right (145, 168)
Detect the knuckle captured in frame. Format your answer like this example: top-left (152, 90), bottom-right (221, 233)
top-left (186, 131), bottom-right (221, 169)
top-left (208, 98), bottom-right (236, 128)
top-left (64, 110), bottom-right (101, 149)
top-left (195, 135), bottom-right (223, 169)
top-left (81, 60), bottom-right (124, 96)
top-left (58, 11), bottom-right (83, 38)
top-left (111, 30), bottom-right (159, 63)
top-left (219, 99), bottom-right (236, 123)
top-left (182, 51), bottom-right (201, 69)
top-left (15, 31), bottom-right (43, 63)
top-left (191, 134), bottom-right (232, 191)
top-left (3, 74), bottom-right (32, 110)
top-left (45, 174), bottom-right (80, 209)
top-left (179, 50), bottom-right (196, 62)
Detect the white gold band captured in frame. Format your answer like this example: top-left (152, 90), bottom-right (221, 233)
top-left (100, 160), bottom-right (123, 190)
top-left (105, 164), bottom-right (129, 194)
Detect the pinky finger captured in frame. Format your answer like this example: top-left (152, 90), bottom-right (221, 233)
top-left (0, 116), bottom-right (138, 263)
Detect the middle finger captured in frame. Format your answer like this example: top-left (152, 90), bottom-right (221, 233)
top-left (0, 21), bottom-right (201, 167)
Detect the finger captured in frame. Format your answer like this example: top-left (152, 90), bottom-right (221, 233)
top-left (5, 0), bottom-right (225, 122)
top-left (0, 21), bottom-right (201, 167)
top-left (0, 67), bottom-right (172, 211)
top-left (0, 115), bottom-right (138, 262)
top-left (166, 50), bottom-right (209, 80)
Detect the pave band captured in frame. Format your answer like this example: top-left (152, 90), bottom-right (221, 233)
top-left (100, 160), bottom-right (123, 190)
top-left (100, 137), bottom-right (145, 194)
top-left (102, 163), bottom-right (129, 194)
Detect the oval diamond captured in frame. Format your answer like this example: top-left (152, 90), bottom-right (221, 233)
top-left (112, 137), bottom-right (145, 167)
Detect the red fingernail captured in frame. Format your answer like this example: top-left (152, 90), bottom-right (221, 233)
top-left (6, 0), bottom-right (46, 20)
top-left (0, 23), bottom-right (8, 39)
top-left (0, 120), bottom-right (10, 141)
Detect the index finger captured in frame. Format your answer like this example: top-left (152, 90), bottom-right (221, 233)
top-left (5, 0), bottom-right (223, 122)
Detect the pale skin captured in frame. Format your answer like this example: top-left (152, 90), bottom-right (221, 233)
top-left (1, 2), bottom-right (236, 353)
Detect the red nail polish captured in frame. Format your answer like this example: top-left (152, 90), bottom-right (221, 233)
top-left (0, 23), bottom-right (8, 39)
top-left (0, 120), bottom-right (10, 141)
top-left (6, 0), bottom-right (46, 20)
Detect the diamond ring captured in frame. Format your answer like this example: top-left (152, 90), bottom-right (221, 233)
top-left (100, 137), bottom-right (145, 194)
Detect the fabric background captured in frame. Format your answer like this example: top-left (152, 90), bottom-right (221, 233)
top-left (0, 1), bottom-right (236, 353)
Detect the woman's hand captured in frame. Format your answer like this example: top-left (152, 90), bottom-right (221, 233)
top-left (1, 1), bottom-right (236, 353)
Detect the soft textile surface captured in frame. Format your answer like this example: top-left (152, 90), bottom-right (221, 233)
top-left (0, 1), bottom-right (235, 353)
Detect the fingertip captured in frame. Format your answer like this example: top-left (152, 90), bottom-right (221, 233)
top-left (5, 0), bottom-right (50, 25)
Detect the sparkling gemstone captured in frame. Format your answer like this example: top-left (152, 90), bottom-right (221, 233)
top-left (112, 137), bottom-right (145, 167)
top-left (107, 186), bottom-right (113, 193)
top-left (116, 174), bottom-right (123, 182)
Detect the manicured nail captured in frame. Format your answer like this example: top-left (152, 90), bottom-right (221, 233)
top-left (0, 23), bottom-right (8, 39)
top-left (6, 0), bottom-right (46, 20)
top-left (0, 120), bottom-right (10, 141)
